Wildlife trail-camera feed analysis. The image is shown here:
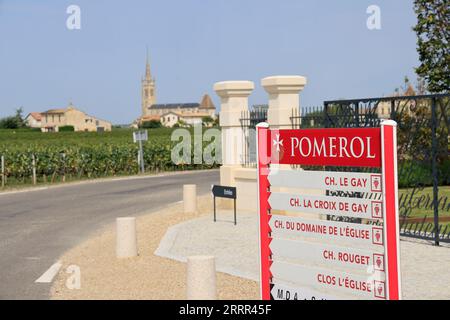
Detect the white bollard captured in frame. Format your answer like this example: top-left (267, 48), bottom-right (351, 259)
top-left (116, 217), bottom-right (138, 258)
top-left (183, 184), bottom-right (197, 214)
top-left (186, 256), bottom-right (217, 300)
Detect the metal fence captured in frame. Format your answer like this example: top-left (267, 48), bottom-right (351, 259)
top-left (320, 94), bottom-right (449, 245)
top-left (241, 94), bottom-right (450, 245)
top-left (240, 108), bottom-right (268, 167)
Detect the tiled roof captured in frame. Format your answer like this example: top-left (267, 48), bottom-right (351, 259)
top-left (28, 112), bottom-right (42, 121)
top-left (199, 94), bottom-right (215, 109)
top-left (180, 112), bottom-right (213, 118)
top-left (161, 111), bottom-right (181, 117)
top-left (149, 103), bottom-right (200, 110)
top-left (41, 108), bottom-right (67, 114)
top-left (140, 115), bottom-right (161, 121)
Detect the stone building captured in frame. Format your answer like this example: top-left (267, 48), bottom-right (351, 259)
top-left (137, 54), bottom-right (216, 128)
top-left (39, 103), bottom-right (112, 132)
top-left (24, 112), bottom-right (42, 128)
top-left (375, 84), bottom-right (417, 119)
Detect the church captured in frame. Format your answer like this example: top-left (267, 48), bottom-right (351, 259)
top-left (136, 55), bottom-right (216, 127)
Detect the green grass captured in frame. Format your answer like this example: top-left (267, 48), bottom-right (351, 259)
top-left (399, 186), bottom-right (450, 217)
top-left (0, 127), bottom-right (174, 147)
top-left (399, 185), bottom-right (450, 231)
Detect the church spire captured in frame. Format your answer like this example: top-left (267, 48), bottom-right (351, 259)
top-left (141, 47), bottom-right (156, 117)
top-left (145, 47), bottom-right (151, 80)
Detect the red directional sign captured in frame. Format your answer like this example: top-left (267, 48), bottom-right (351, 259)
top-left (256, 121), bottom-right (401, 300)
top-left (268, 170), bottom-right (383, 194)
top-left (269, 193), bottom-right (383, 220)
top-left (268, 128), bottom-right (382, 167)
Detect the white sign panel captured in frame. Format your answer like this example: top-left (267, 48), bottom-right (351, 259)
top-left (271, 260), bottom-right (386, 300)
top-left (269, 214), bottom-right (384, 248)
top-left (269, 192), bottom-right (383, 220)
top-left (268, 170), bottom-right (382, 194)
top-left (270, 283), bottom-right (340, 300)
top-left (270, 238), bottom-right (385, 272)
top-left (133, 130), bottom-right (148, 143)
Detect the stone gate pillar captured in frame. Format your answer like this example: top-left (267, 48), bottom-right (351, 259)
top-left (214, 81), bottom-right (254, 187)
top-left (261, 75), bottom-right (324, 219)
top-left (261, 75), bottom-right (307, 129)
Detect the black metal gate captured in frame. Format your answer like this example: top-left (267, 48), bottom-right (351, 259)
top-left (290, 94), bottom-right (450, 245)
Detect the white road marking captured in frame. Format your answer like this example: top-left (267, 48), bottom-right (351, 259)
top-left (35, 262), bottom-right (63, 283)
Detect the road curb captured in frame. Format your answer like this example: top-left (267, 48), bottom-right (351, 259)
top-left (154, 215), bottom-right (259, 282)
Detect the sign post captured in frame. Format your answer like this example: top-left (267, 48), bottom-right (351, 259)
top-left (133, 130), bottom-right (148, 174)
top-left (211, 185), bottom-right (237, 225)
top-left (256, 121), bottom-right (401, 300)
top-left (1, 155), bottom-right (5, 188)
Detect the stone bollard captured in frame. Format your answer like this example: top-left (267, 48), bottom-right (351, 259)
top-left (183, 184), bottom-right (197, 214)
top-left (186, 256), bottom-right (217, 300)
top-left (116, 217), bottom-right (138, 258)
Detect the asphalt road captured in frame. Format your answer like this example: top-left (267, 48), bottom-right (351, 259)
top-left (0, 170), bottom-right (219, 300)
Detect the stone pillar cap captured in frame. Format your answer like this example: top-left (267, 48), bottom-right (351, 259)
top-left (261, 75), bottom-right (307, 93)
top-left (213, 80), bottom-right (255, 97)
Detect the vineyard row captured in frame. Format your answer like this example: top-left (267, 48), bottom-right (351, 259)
top-left (0, 144), bottom-right (218, 187)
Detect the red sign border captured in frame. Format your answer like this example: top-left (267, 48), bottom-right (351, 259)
top-left (256, 122), bottom-right (402, 300)
top-left (268, 127), bottom-right (382, 168)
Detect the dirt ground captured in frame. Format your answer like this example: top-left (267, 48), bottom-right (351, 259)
top-left (51, 193), bottom-right (450, 300)
top-left (50, 195), bottom-right (259, 300)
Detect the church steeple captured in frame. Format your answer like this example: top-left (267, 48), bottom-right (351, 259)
top-left (141, 48), bottom-right (156, 117)
top-left (145, 48), bottom-right (151, 80)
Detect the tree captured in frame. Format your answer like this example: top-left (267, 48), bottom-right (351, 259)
top-left (59, 125), bottom-right (75, 132)
top-left (14, 107), bottom-right (26, 128)
top-left (140, 120), bottom-right (162, 129)
top-left (0, 116), bottom-right (18, 129)
top-left (173, 119), bottom-right (188, 128)
top-left (201, 116), bottom-right (214, 127)
top-left (213, 115), bottom-right (219, 127)
top-left (413, 0), bottom-right (450, 93)
top-left (0, 107), bottom-right (26, 129)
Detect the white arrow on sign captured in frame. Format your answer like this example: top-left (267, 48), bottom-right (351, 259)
top-left (269, 193), bottom-right (383, 220)
top-left (269, 214), bottom-right (385, 247)
top-left (270, 238), bottom-right (385, 272)
top-left (270, 282), bottom-right (341, 300)
top-left (268, 169), bottom-right (382, 194)
top-left (271, 260), bottom-right (386, 300)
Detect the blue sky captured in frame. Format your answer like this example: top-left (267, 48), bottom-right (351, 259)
top-left (0, 0), bottom-right (419, 124)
